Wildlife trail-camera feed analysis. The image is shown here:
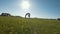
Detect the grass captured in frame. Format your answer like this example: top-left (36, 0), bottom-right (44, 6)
top-left (0, 16), bottom-right (60, 34)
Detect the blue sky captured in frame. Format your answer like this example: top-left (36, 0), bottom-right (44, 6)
top-left (0, 0), bottom-right (60, 19)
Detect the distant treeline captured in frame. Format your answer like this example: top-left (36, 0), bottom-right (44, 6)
top-left (0, 13), bottom-right (60, 20)
top-left (0, 13), bottom-right (22, 18)
top-left (0, 13), bottom-right (11, 16)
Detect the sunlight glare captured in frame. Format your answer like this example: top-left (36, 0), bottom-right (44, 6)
top-left (21, 1), bottom-right (30, 10)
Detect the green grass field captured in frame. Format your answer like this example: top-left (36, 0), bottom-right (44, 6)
top-left (0, 16), bottom-right (60, 34)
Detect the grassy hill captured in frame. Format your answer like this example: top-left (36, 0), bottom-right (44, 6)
top-left (0, 16), bottom-right (60, 34)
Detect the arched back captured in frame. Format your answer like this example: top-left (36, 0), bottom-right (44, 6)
top-left (25, 13), bottom-right (30, 18)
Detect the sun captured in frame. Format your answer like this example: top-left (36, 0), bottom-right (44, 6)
top-left (21, 1), bottom-right (30, 10)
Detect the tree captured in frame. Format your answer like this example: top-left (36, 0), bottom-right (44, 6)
top-left (57, 18), bottom-right (60, 20)
top-left (1, 13), bottom-right (11, 16)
